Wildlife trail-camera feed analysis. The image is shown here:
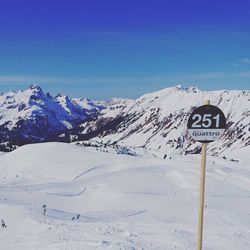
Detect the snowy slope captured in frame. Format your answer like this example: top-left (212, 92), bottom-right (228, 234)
top-left (78, 86), bottom-right (250, 161)
top-left (0, 142), bottom-right (250, 249)
top-left (72, 97), bottom-right (103, 113)
top-left (102, 98), bottom-right (135, 118)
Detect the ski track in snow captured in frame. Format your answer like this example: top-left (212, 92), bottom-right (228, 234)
top-left (73, 166), bottom-right (103, 180)
top-left (0, 142), bottom-right (250, 249)
top-left (46, 186), bottom-right (87, 197)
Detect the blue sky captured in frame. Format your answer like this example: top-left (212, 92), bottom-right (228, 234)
top-left (0, 0), bottom-right (249, 99)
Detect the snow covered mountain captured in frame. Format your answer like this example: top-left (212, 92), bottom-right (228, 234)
top-left (0, 84), bottom-right (249, 160)
top-left (0, 85), bottom-right (102, 150)
top-left (75, 85), bottom-right (250, 161)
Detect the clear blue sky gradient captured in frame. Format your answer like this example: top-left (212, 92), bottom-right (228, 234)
top-left (0, 0), bottom-right (249, 99)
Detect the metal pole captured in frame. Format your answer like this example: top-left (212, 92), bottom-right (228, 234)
top-left (197, 100), bottom-right (210, 250)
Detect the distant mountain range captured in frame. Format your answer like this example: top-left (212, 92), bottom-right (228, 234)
top-left (0, 85), bottom-right (102, 150)
top-left (0, 85), bottom-right (249, 161)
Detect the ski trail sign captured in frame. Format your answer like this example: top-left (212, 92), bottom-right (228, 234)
top-left (187, 104), bottom-right (226, 143)
top-left (187, 101), bottom-right (226, 250)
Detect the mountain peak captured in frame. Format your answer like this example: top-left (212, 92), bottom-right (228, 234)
top-left (174, 85), bottom-right (201, 93)
top-left (29, 84), bottom-right (42, 91)
top-left (175, 84), bottom-right (183, 89)
top-left (26, 84), bottom-right (45, 100)
top-left (55, 93), bottom-right (70, 103)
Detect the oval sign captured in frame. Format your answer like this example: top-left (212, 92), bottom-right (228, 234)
top-left (187, 104), bottom-right (226, 143)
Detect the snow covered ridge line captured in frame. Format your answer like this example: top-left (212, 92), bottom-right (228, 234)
top-left (0, 84), bottom-right (103, 151)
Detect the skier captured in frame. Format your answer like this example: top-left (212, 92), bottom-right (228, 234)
top-left (1, 219), bottom-right (6, 228)
top-left (42, 204), bottom-right (47, 216)
top-left (76, 214), bottom-right (80, 219)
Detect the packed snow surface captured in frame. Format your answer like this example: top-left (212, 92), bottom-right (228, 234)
top-left (0, 142), bottom-right (250, 249)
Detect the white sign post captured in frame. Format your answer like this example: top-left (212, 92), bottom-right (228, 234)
top-left (187, 100), bottom-right (226, 250)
